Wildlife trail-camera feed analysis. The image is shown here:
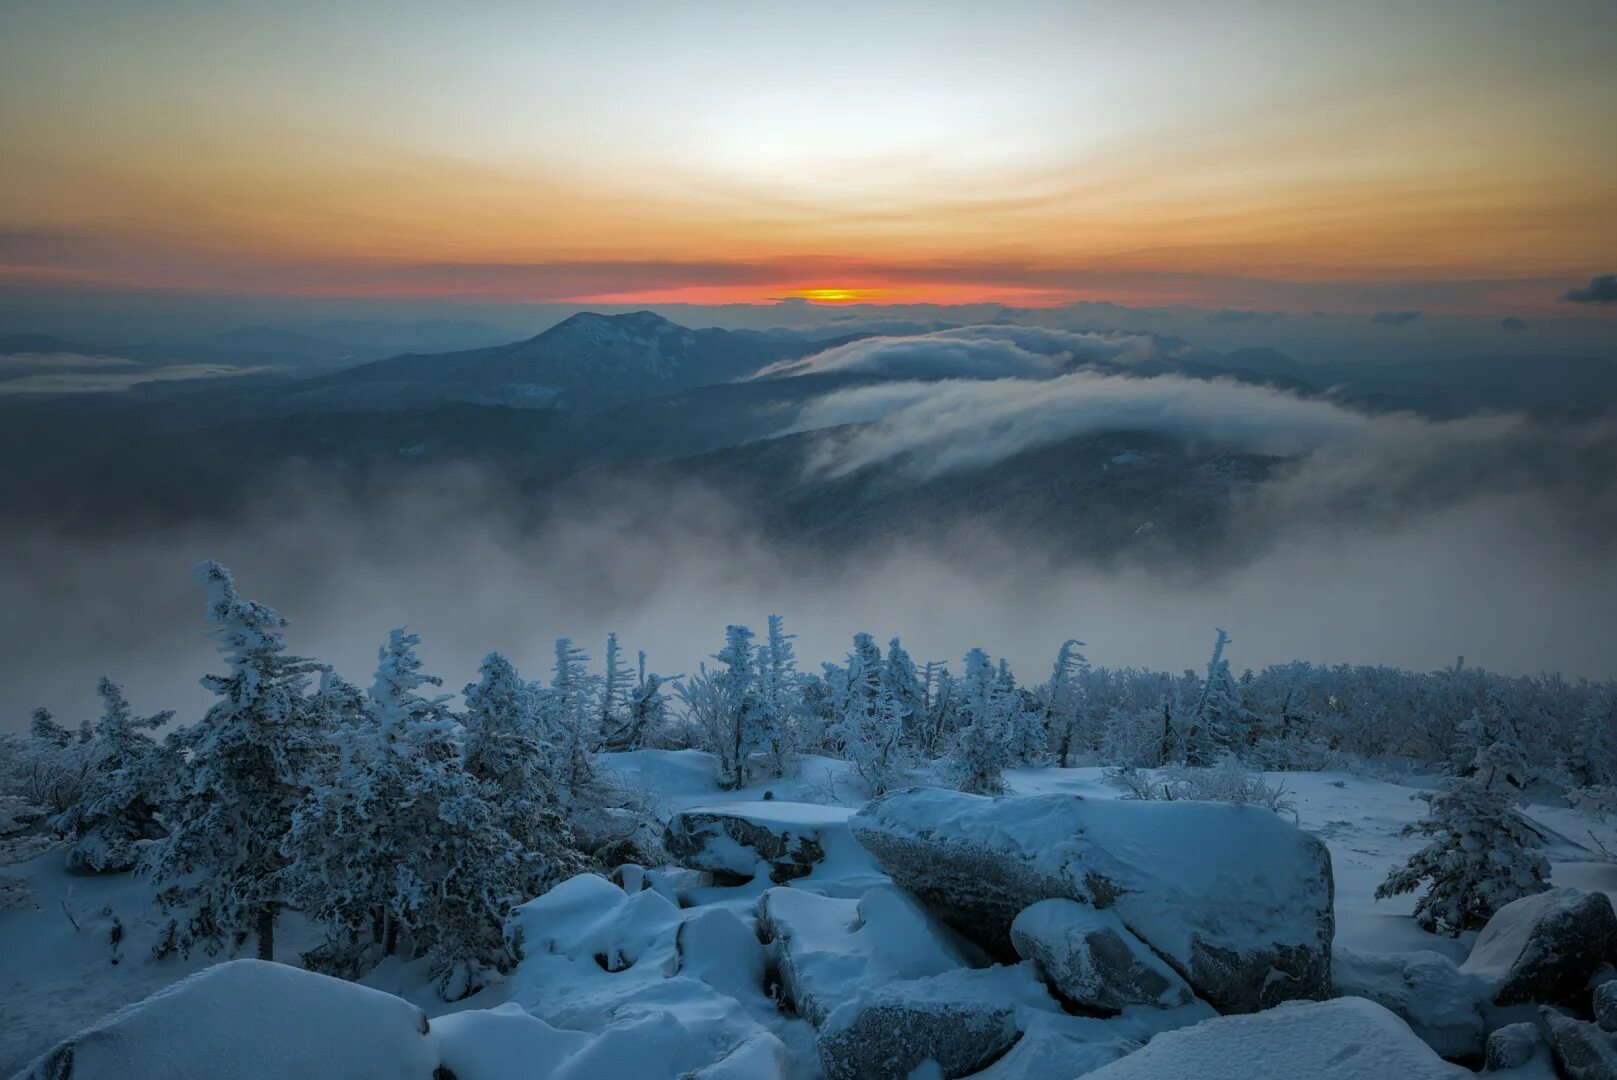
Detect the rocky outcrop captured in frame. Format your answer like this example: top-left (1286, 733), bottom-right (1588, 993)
top-left (816, 966), bottom-right (1039, 1080)
top-left (1461, 888), bottom-right (1617, 1007)
top-left (1331, 946), bottom-right (1487, 1060)
top-left (850, 788), bottom-right (1334, 1013)
top-left (1483, 1021), bottom-right (1545, 1072)
top-left (666, 802), bottom-right (852, 883)
top-left (1080, 997), bottom-right (1469, 1080)
top-left (1541, 1006), bottom-right (1617, 1080)
top-left (1011, 899), bottom-right (1194, 1012)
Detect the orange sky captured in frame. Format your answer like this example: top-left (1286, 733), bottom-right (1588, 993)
top-left (2, 1), bottom-right (1615, 314)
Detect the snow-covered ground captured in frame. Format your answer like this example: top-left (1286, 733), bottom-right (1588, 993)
top-left (2, 753), bottom-right (1613, 1076)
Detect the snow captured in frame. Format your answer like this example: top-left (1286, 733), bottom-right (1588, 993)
top-left (8, 753), bottom-right (1617, 1078)
top-left (11, 959), bottom-right (437, 1080)
top-left (1079, 997), bottom-right (1471, 1080)
top-left (1331, 945), bottom-right (1487, 1058)
top-left (1011, 898), bottom-right (1195, 1010)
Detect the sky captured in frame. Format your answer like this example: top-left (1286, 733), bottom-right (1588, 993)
top-left (3, 0), bottom-right (1616, 317)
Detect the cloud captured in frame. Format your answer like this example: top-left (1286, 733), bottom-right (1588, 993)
top-left (754, 325), bottom-right (1169, 380)
top-left (1369, 309), bottom-right (1423, 326)
top-left (1499, 316), bottom-right (1528, 332)
top-left (0, 364), bottom-right (281, 395)
top-left (1562, 274), bottom-right (1617, 304)
top-left (783, 369), bottom-right (1522, 483)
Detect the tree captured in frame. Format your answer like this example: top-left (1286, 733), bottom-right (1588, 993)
top-left (56, 677), bottom-right (173, 873)
top-left (998, 658), bottom-right (1048, 765)
top-left (1043, 640), bottom-right (1089, 767)
top-left (540, 638), bottom-right (601, 804)
top-left (708, 625), bottom-right (769, 789)
top-left (145, 561), bottom-right (328, 962)
top-left (884, 638), bottom-right (926, 747)
top-left (951, 648), bottom-right (1013, 795)
top-left (758, 615), bottom-right (803, 778)
top-left (1376, 739), bottom-right (1550, 935)
top-left (1188, 629), bottom-right (1245, 764)
top-left (604, 651), bottom-right (674, 752)
top-left (834, 633), bottom-right (905, 795)
top-left (596, 633), bottom-right (633, 736)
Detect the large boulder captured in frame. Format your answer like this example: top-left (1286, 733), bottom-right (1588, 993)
top-left (756, 884), bottom-right (976, 1025)
top-left (1461, 888), bottom-right (1617, 1007)
top-left (1011, 898), bottom-right (1195, 1012)
top-left (850, 788), bottom-right (1334, 1013)
top-left (1541, 1006), bottom-right (1617, 1080)
top-left (1080, 997), bottom-right (1470, 1080)
top-left (12, 959), bottom-right (438, 1080)
top-left (666, 802), bottom-right (867, 884)
top-left (816, 965), bottom-right (1045, 1080)
top-left (1483, 1021), bottom-right (1547, 1072)
top-left (1331, 946), bottom-right (1487, 1060)
top-left (1597, 981), bottom-right (1617, 1032)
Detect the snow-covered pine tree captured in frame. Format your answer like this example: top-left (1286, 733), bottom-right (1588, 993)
top-left (606, 651), bottom-right (673, 752)
top-left (710, 624), bottom-right (768, 789)
top-left (1376, 737), bottom-right (1550, 936)
top-left (951, 648), bottom-right (1013, 795)
top-left (14, 708), bottom-right (95, 818)
top-left (920, 661), bottom-right (956, 758)
top-left (883, 638), bottom-right (925, 747)
top-left (758, 615), bottom-right (802, 778)
top-left (461, 651), bottom-right (586, 896)
top-left (56, 677), bottom-right (174, 873)
top-left (998, 658), bottom-right (1049, 765)
top-left (1043, 640), bottom-right (1089, 767)
top-left (145, 561), bottom-right (328, 962)
top-left (540, 638), bottom-right (603, 804)
top-left (597, 633), bottom-right (632, 736)
top-left (833, 633), bottom-right (905, 795)
top-left (1188, 628), bottom-right (1245, 765)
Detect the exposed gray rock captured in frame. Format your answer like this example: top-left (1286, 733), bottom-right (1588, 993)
top-left (850, 788), bottom-right (1334, 1013)
top-left (1484, 1021), bottom-right (1545, 1071)
top-left (1331, 945), bottom-right (1487, 1060)
top-left (666, 802), bottom-right (853, 883)
top-left (1011, 898), bottom-right (1194, 1012)
top-left (1541, 1006), bottom-right (1617, 1080)
top-left (816, 965), bottom-right (1044, 1080)
top-left (1462, 888), bottom-right (1617, 1007)
top-left (1597, 981), bottom-right (1617, 1032)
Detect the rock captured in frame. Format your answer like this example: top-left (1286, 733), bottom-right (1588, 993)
top-left (756, 884), bottom-right (975, 1025)
top-left (1011, 898), bottom-right (1194, 1012)
top-left (816, 965), bottom-right (1047, 1080)
top-left (666, 802), bottom-right (856, 883)
top-left (1462, 888), bottom-right (1617, 1007)
top-left (964, 1011), bottom-right (1136, 1080)
top-left (1331, 945), bottom-right (1487, 1060)
top-left (1541, 1006), bottom-right (1617, 1080)
top-left (13, 959), bottom-right (438, 1080)
top-left (430, 1004), bottom-right (595, 1080)
top-left (850, 788), bottom-right (1334, 1013)
top-left (609, 863), bottom-right (682, 908)
top-left (675, 907), bottom-right (766, 1003)
top-left (1597, 981), bottom-right (1617, 1032)
top-left (1484, 1021), bottom-right (1545, 1071)
top-left (1080, 997), bottom-right (1470, 1080)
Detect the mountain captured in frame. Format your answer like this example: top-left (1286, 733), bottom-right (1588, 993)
top-left (286, 311), bottom-right (861, 411)
top-left (0, 334), bottom-right (115, 357)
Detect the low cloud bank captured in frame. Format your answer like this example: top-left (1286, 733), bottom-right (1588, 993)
top-left (756, 325), bottom-right (1170, 380)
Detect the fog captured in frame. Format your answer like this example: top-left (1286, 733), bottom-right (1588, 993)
top-left (3, 458), bottom-right (1614, 731)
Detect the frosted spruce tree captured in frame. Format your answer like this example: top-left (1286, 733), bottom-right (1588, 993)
top-left (596, 633), bottom-right (633, 738)
top-left (540, 638), bottom-right (604, 804)
top-left (461, 651), bottom-right (586, 895)
top-left (1042, 640), bottom-right (1089, 766)
top-left (1188, 628), bottom-right (1245, 764)
top-left (999, 658), bottom-right (1049, 765)
top-left (758, 615), bottom-right (803, 778)
top-left (883, 638), bottom-right (926, 747)
top-left (952, 648), bottom-right (1013, 794)
top-left (145, 561), bottom-right (328, 961)
top-left (1376, 738), bottom-right (1550, 935)
top-left (710, 624), bottom-right (768, 789)
top-left (604, 651), bottom-right (673, 752)
top-left (56, 677), bottom-right (174, 873)
top-left (834, 633), bottom-right (906, 795)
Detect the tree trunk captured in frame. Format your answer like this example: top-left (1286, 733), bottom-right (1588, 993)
top-left (384, 915), bottom-right (400, 957)
top-left (255, 904), bottom-right (276, 962)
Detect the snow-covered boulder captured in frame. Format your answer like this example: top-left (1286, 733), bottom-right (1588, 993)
top-left (964, 1011), bottom-right (1137, 1080)
top-left (1541, 1006), bottom-right (1617, 1080)
top-left (1332, 945), bottom-right (1487, 1059)
top-left (1011, 898), bottom-right (1195, 1012)
top-left (684, 1032), bottom-right (790, 1080)
top-left (816, 964), bottom-right (1047, 1080)
top-left (1484, 1021), bottom-right (1547, 1072)
top-left (504, 873), bottom-right (777, 1076)
top-left (1080, 997), bottom-right (1470, 1080)
top-left (13, 959), bottom-right (437, 1080)
top-left (430, 1004), bottom-right (594, 1080)
top-left (850, 788), bottom-right (1333, 1013)
top-left (1462, 888), bottom-right (1617, 1007)
top-left (665, 801), bottom-right (854, 883)
top-left (1597, 981), bottom-right (1617, 1032)
top-left (756, 884), bottom-right (976, 1025)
